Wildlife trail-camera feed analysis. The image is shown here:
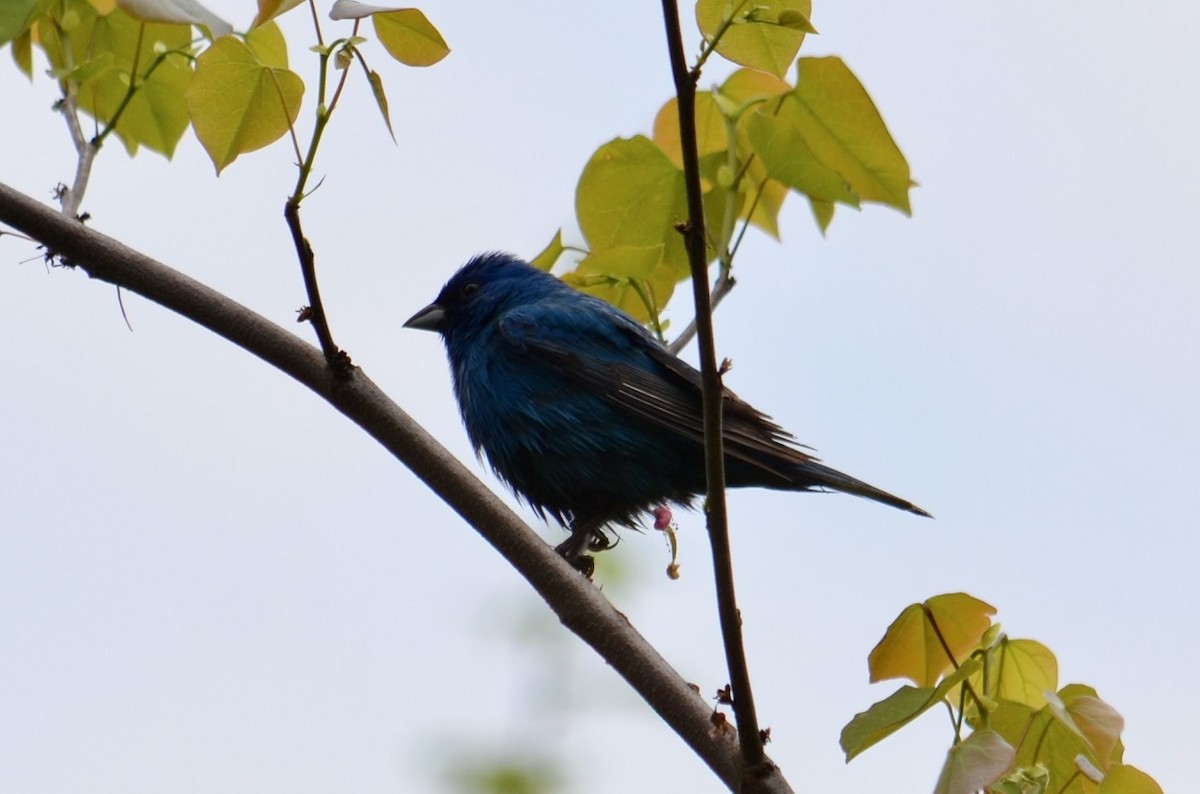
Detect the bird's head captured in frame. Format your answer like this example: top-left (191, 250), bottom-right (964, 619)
top-left (404, 252), bottom-right (565, 343)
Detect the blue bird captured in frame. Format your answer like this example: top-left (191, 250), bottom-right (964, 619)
top-left (405, 253), bottom-right (929, 568)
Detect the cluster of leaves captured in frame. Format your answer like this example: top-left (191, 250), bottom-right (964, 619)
top-left (842, 593), bottom-right (1161, 794)
top-left (1, 0), bottom-right (448, 172)
top-left (530, 0), bottom-right (911, 334)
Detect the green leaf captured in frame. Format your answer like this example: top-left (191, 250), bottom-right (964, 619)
top-left (185, 35), bottom-right (304, 172)
top-left (55, 51), bottom-right (115, 83)
top-left (529, 230), bottom-right (564, 272)
top-left (371, 8), bottom-right (449, 67)
top-left (695, 0), bottom-right (812, 79)
top-left (933, 729), bottom-right (1016, 794)
top-left (868, 593), bottom-right (995, 687)
top-left (0, 0), bottom-right (53, 47)
top-left (12, 28), bottom-right (33, 77)
top-left (107, 53), bottom-right (193, 156)
top-left (991, 763), bottom-right (1051, 794)
top-left (841, 658), bottom-right (981, 761)
top-left (789, 56), bottom-right (913, 213)
top-left (808, 196), bottom-right (833, 233)
top-left (575, 136), bottom-right (697, 282)
top-left (365, 67), bottom-right (395, 141)
top-left (1098, 764), bottom-right (1163, 794)
top-left (562, 245), bottom-right (673, 324)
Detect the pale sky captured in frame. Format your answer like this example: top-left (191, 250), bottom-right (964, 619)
top-left (2, 2), bottom-right (1197, 792)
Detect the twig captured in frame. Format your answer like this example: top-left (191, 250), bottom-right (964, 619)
top-left (284, 200), bottom-right (348, 372)
top-left (0, 180), bottom-right (795, 794)
top-left (666, 270), bottom-right (736, 355)
top-left (284, 30), bottom-right (361, 372)
top-left (660, 2), bottom-right (777, 790)
top-left (55, 94), bottom-right (97, 220)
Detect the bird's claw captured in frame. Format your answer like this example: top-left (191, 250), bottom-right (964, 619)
top-left (555, 526), bottom-right (615, 579)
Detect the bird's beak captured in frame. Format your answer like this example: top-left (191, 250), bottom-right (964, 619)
top-left (403, 302), bottom-right (446, 333)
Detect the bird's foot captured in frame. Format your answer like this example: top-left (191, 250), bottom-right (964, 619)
top-left (555, 525), bottom-right (616, 578)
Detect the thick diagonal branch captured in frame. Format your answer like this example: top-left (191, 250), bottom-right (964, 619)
top-left (0, 181), bottom-right (794, 793)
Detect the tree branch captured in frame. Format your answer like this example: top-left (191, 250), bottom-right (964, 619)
top-left (55, 94), bottom-right (97, 219)
top-left (0, 180), bottom-right (793, 794)
top-left (666, 269), bottom-right (736, 356)
top-left (660, 2), bottom-right (777, 791)
top-left (284, 199), bottom-right (347, 372)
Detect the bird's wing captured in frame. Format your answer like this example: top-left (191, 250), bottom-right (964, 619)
top-left (497, 301), bottom-right (817, 479)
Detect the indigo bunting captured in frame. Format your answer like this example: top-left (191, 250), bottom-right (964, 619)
top-left (406, 253), bottom-right (928, 566)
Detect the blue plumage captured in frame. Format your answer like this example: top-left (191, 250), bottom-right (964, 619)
top-left (405, 253), bottom-right (928, 564)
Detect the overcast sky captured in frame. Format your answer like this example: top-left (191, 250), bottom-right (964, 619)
top-left (2, 2), bottom-right (1197, 792)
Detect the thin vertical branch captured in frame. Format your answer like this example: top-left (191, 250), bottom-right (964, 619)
top-left (660, 0), bottom-right (773, 788)
top-left (55, 94), bottom-right (97, 219)
top-left (284, 30), bottom-right (362, 373)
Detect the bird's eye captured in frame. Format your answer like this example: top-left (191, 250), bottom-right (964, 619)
top-left (462, 282), bottom-right (480, 298)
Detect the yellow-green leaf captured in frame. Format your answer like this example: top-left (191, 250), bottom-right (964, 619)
top-left (841, 658), bottom-right (981, 761)
top-left (243, 19), bottom-right (288, 68)
top-left (36, 3), bottom-right (194, 157)
top-left (185, 35), bottom-right (304, 172)
top-left (992, 699), bottom-right (1097, 793)
top-left (251, 0), bottom-right (305, 29)
top-left (695, 0), bottom-right (812, 79)
top-left (719, 69), bottom-right (792, 237)
top-left (372, 8), bottom-right (448, 67)
top-left (868, 593), bottom-right (995, 687)
top-left (736, 169), bottom-right (787, 239)
top-left (789, 56), bottom-right (913, 213)
top-left (722, 67), bottom-right (792, 102)
top-left (11, 28), bottom-right (33, 76)
top-left (985, 637), bottom-right (1058, 709)
top-left (529, 230), bottom-right (564, 272)
top-left (652, 92), bottom-right (727, 168)
top-left (562, 245), bottom-right (672, 324)
top-left (86, 59), bottom-right (193, 157)
top-left (745, 99), bottom-right (859, 206)
top-left (1098, 765), bottom-right (1163, 794)
top-left (776, 8), bottom-right (817, 32)
top-left (576, 136), bottom-right (697, 282)
top-left (808, 196), bottom-right (833, 233)
top-left (933, 729), bottom-right (1015, 794)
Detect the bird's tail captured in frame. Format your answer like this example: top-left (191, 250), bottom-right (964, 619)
top-left (799, 460), bottom-right (932, 518)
